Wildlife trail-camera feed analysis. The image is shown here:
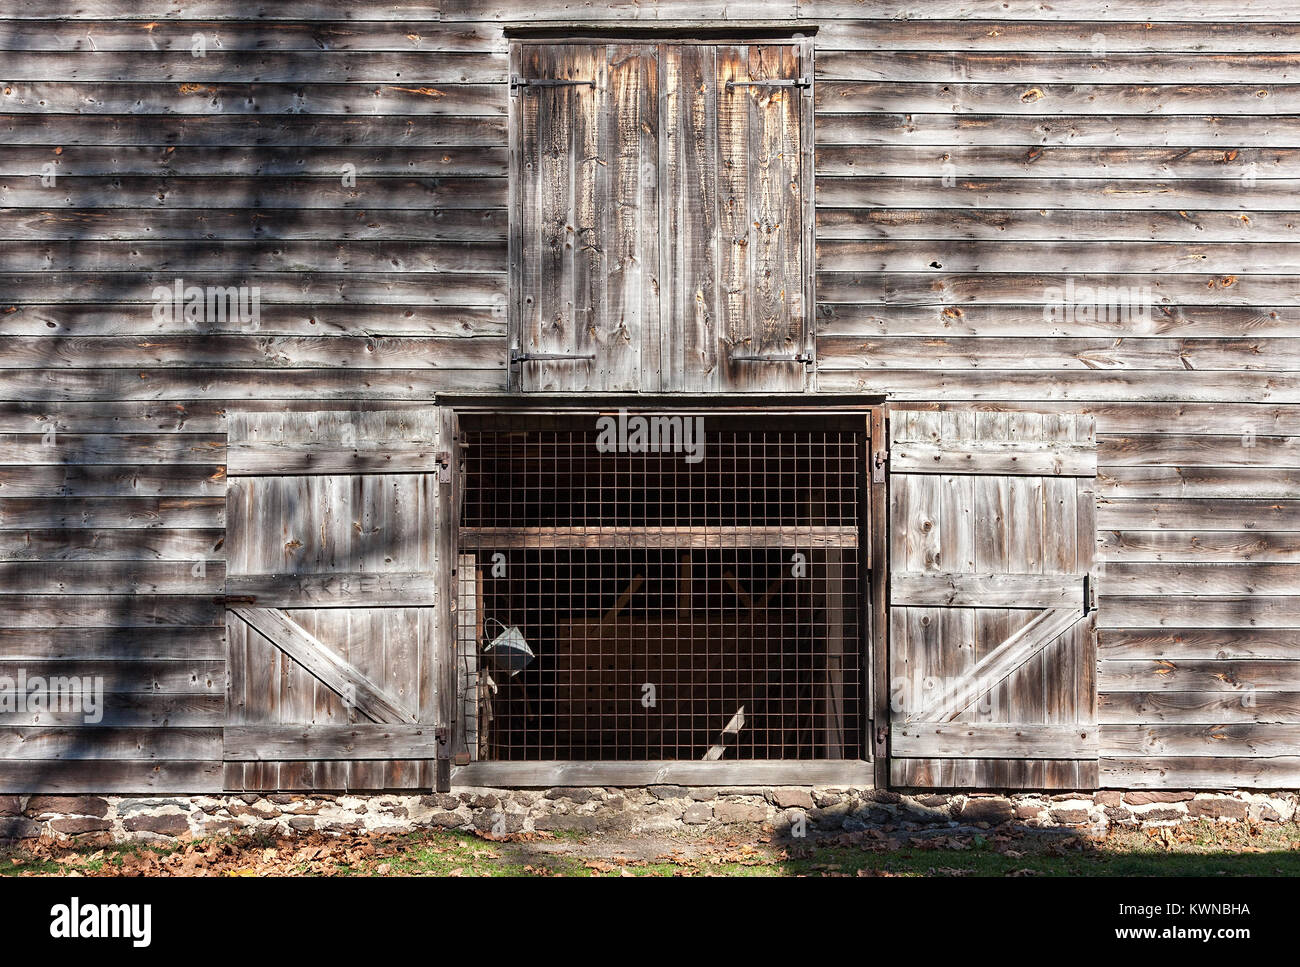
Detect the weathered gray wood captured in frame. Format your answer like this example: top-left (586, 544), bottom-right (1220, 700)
top-left (224, 725), bottom-right (437, 760)
top-left (893, 723), bottom-right (1098, 758)
top-left (1101, 723), bottom-right (1300, 757)
top-left (1100, 756), bottom-right (1300, 788)
top-left (1100, 691), bottom-right (1300, 724)
top-left (891, 571), bottom-right (1084, 609)
top-left (460, 525), bottom-right (858, 548)
top-left (231, 607), bottom-right (418, 724)
top-left (1100, 658), bottom-right (1300, 691)
top-left (0, 761), bottom-right (223, 794)
top-left (890, 440), bottom-right (1096, 477)
top-left (225, 572), bottom-right (437, 607)
top-left (0, 728), bottom-right (220, 760)
top-left (452, 759), bottom-right (875, 787)
top-left (1101, 629), bottom-right (1300, 660)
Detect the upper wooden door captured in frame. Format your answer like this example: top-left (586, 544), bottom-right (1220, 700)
top-left (222, 408), bottom-right (459, 792)
top-left (509, 40), bottom-right (814, 394)
top-left (660, 42), bottom-right (813, 393)
top-left (888, 409), bottom-right (1100, 789)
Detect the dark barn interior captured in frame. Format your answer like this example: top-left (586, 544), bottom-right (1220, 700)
top-left (457, 412), bottom-right (866, 762)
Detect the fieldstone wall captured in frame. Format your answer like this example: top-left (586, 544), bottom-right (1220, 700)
top-left (2, 788), bottom-right (1296, 844)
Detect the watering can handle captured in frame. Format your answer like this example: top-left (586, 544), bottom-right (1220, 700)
top-left (482, 617), bottom-right (507, 646)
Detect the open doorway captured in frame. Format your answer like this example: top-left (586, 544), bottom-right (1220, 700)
top-left (455, 408), bottom-right (873, 778)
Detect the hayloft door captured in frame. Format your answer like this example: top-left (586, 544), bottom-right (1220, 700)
top-left (221, 409), bottom-right (459, 793)
top-left (887, 409), bottom-right (1100, 789)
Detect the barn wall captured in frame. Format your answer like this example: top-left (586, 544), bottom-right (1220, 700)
top-left (1, 0), bottom-right (1297, 791)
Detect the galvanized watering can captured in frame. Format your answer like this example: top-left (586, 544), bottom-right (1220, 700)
top-left (482, 618), bottom-right (535, 677)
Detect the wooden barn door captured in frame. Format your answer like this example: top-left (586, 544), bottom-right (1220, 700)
top-left (510, 43), bottom-right (659, 393)
top-left (888, 410), bottom-right (1099, 789)
top-left (222, 409), bottom-right (458, 792)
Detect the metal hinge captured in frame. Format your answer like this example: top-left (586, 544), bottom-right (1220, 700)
top-left (511, 76), bottom-right (595, 91)
top-left (510, 349), bottom-right (597, 364)
top-left (434, 726), bottom-right (450, 758)
top-left (435, 450), bottom-right (451, 483)
top-left (216, 595), bottom-right (256, 606)
top-left (872, 448), bottom-right (888, 483)
top-left (1083, 573), bottom-right (1097, 615)
top-left (726, 77), bottom-right (811, 90)
top-left (728, 352), bottom-right (813, 364)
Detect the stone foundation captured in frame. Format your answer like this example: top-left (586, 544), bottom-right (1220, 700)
top-left (2, 788), bottom-right (1296, 844)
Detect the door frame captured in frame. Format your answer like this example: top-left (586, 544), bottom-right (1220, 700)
top-left (440, 394), bottom-right (886, 788)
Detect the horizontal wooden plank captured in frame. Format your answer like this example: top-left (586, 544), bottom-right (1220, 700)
top-left (0, 367), bottom-right (504, 401)
top-left (893, 723), bottom-right (1097, 758)
top-left (1101, 629), bottom-right (1300, 660)
top-left (816, 369), bottom-right (1300, 403)
top-left (816, 208), bottom-right (1300, 244)
top-left (1100, 596), bottom-right (1300, 628)
top-left (228, 444), bottom-right (444, 475)
top-left (1102, 723), bottom-right (1300, 757)
top-left (0, 727), bottom-right (219, 760)
top-left (3, 303), bottom-right (505, 338)
top-left (817, 114), bottom-right (1300, 148)
top-left (813, 20), bottom-right (1300, 52)
top-left (890, 441), bottom-right (1096, 476)
top-left (2, 82), bottom-right (506, 117)
top-left (0, 20), bottom-right (473, 52)
top-left (0, 400), bottom-right (229, 433)
top-left (459, 525), bottom-right (859, 549)
top-left (1100, 658), bottom-right (1300, 691)
top-left (0, 659), bottom-right (221, 692)
top-left (0, 497), bottom-right (224, 529)
top-left (1099, 530), bottom-right (1300, 563)
top-left (0, 759), bottom-right (222, 793)
top-left (1105, 563), bottom-right (1300, 595)
top-left (818, 239), bottom-right (1300, 275)
top-left (0, 561), bottom-right (224, 595)
top-left (817, 81), bottom-right (1300, 116)
top-left (1099, 756), bottom-right (1300, 788)
top-left (224, 725), bottom-right (439, 760)
top-left (797, 1), bottom-right (1300, 22)
top-left (816, 145), bottom-right (1300, 179)
top-left (823, 338), bottom-right (1300, 373)
top-left (816, 50), bottom-right (1300, 84)
top-left (0, 528), bottom-right (223, 562)
top-left (0, 51), bottom-right (506, 83)
top-left (0, 114), bottom-right (506, 146)
top-left (451, 759), bottom-right (874, 787)
top-left (888, 756), bottom-right (1094, 790)
top-left (892, 571), bottom-right (1085, 608)
top-left (0, 181), bottom-right (506, 212)
top-left (0, 465), bottom-right (226, 498)
top-left (0, 433), bottom-right (224, 465)
top-left (1098, 468), bottom-right (1300, 500)
top-left (0, 146), bottom-right (508, 179)
top-left (893, 401), bottom-right (1300, 436)
top-left (0, 209), bottom-right (508, 244)
top-left (225, 572), bottom-right (437, 607)
top-left (0, 627), bottom-right (225, 661)
top-left (1098, 499), bottom-right (1300, 531)
top-left (816, 273), bottom-right (1300, 307)
top-left (1099, 691), bottom-right (1300, 724)
top-left (0, 595), bottom-right (220, 629)
top-left (816, 176), bottom-right (1300, 210)
top-left (818, 304), bottom-right (1300, 338)
top-left (0, 272), bottom-right (503, 304)
top-left (1102, 434), bottom-right (1300, 467)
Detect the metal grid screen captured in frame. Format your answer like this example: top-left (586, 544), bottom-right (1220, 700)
top-left (458, 414), bottom-right (865, 762)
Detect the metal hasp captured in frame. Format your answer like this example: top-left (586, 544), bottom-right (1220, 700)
top-left (725, 77), bottom-right (811, 89)
top-left (510, 349), bottom-right (598, 363)
top-left (510, 76), bottom-right (595, 90)
top-left (728, 352), bottom-right (814, 364)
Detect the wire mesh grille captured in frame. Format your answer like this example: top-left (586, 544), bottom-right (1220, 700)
top-left (458, 415), bottom-right (865, 761)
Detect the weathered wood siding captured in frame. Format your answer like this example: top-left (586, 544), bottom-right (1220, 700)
top-left (1, 0), bottom-right (1297, 790)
